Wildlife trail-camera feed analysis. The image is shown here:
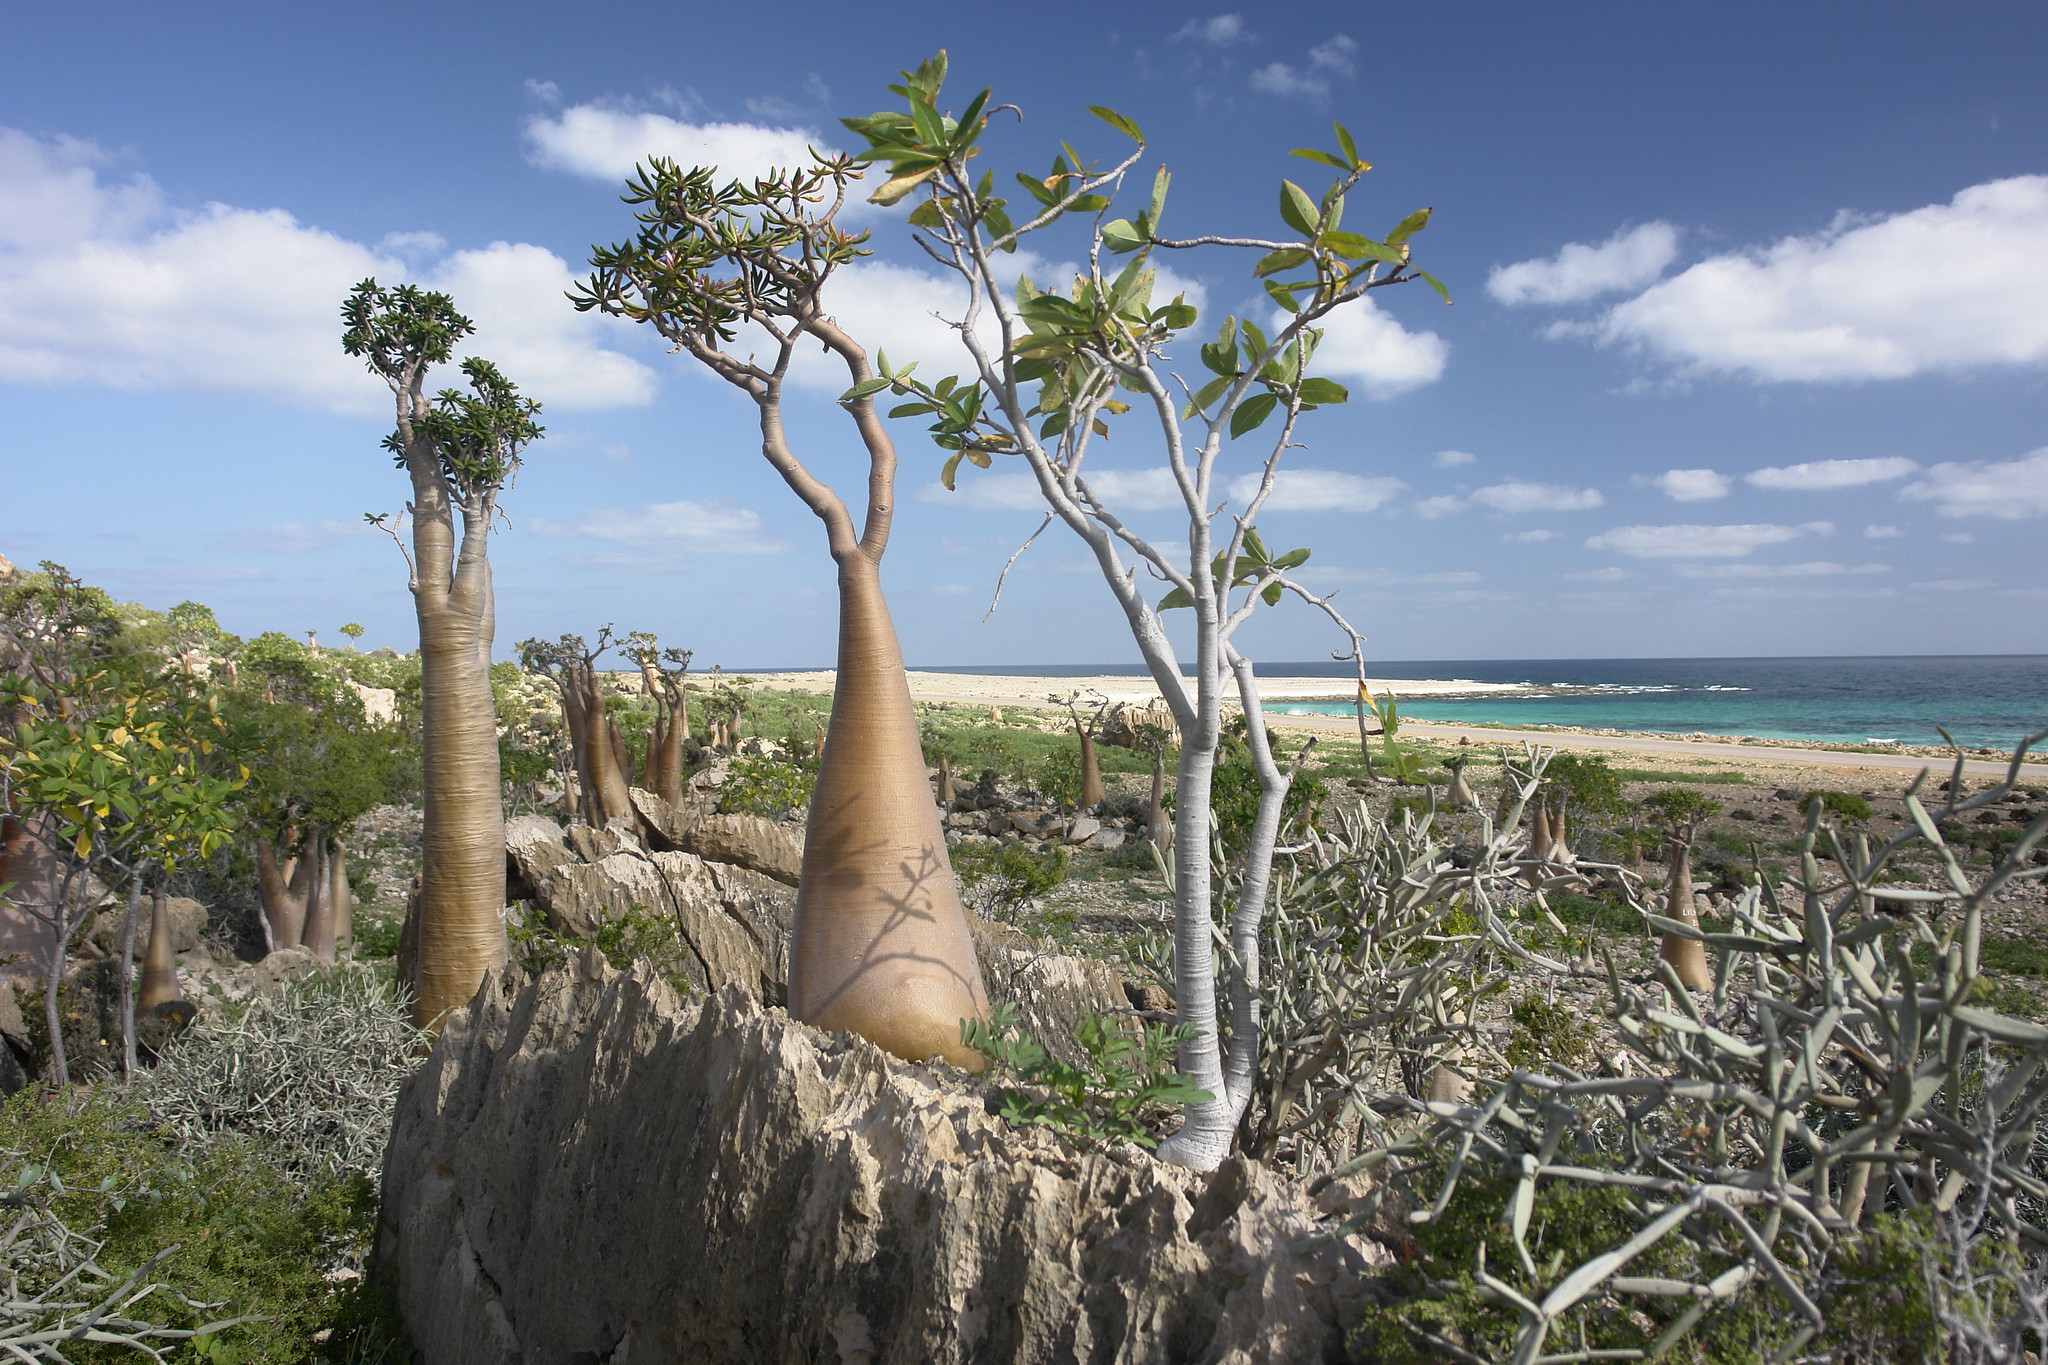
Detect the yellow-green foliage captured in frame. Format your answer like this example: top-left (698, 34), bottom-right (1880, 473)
top-left (1502, 991), bottom-right (1596, 1072)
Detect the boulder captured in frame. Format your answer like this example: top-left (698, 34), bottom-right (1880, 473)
top-left (629, 787), bottom-right (694, 850)
top-left (533, 849), bottom-right (792, 1005)
top-left (504, 815), bottom-right (574, 902)
top-left (1085, 828), bottom-right (1127, 852)
top-left (379, 956), bottom-right (1388, 1365)
top-left (681, 812), bottom-right (804, 886)
top-left (1066, 815), bottom-right (1103, 844)
top-left (85, 896), bottom-right (208, 960)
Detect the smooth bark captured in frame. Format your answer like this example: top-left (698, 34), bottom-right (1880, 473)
top-left (330, 841), bottom-right (353, 955)
top-left (935, 756), bottom-right (954, 808)
top-left (789, 559), bottom-right (988, 1067)
top-left (1660, 837), bottom-right (1713, 990)
top-left (302, 838), bottom-right (337, 962)
top-left (118, 878), bottom-right (141, 1074)
top-left (138, 890), bottom-right (181, 1011)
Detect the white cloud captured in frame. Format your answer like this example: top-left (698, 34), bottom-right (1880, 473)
top-left (1899, 448), bottom-right (2048, 518)
top-left (1593, 176), bottom-right (2048, 382)
top-left (1673, 561), bottom-right (1888, 579)
top-left (1584, 523), bottom-right (1821, 558)
top-left (1173, 14), bottom-right (1244, 44)
top-left (1422, 481), bottom-right (1601, 518)
top-left (1284, 295), bottom-right (1446, 398)
top-left (530, 499), bottom-right (792, 555)
top-left (1864, 524), bottom-right (1902, 538)
top-left (1653, 468), bottom-right (1731, 502)
top-left (1911, 578), bottom-right (1995, 592)
top-left (0, 127), bottom-right (656, 413)
top-left (1228, 467), bottom-right (1406, 512)
top-left (1306, 567), bottom-right (1482, 587)
top-left (1488, 222), bottom-right (1679, 306)
top-left (1746, 456), bottom-right (1917, 490)
top-left (1504, 529), bottom-right (1558, 543)
top-left (1944, 532), bottom-right (1978, 544)
top-left (1564, 566), bottom-right (1631, 581)
top-left (1432, 449), bottom-right (1477, 468)
top-left (524, 103), bottom-right (828, 187)
top-left (1248, 34), bottom-right (1357, 100)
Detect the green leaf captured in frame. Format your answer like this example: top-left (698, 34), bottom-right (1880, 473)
top-left (1158, 585), bottom-right (1193, 611)
top-left (1015, 172), bottom-right (1060, 207)
top-left (1101, 219), bottom-right (1146, 254)
top-left (1386, 206), bottom-right (1434, 245)
top-left (1297, 377), bottom-right (1349, 406)
top-left (1230, 392), bottom-right (1278, 438)
top-left (907, 200), bottom-right (946, 229)
top-left (1186, 373), bottom-right (1234, 415)
top-left (1147, 168), bottom-right (1170, 233)
top-left (1334, 122), bottom-right (1363, 168)
top-left (1261, 580), bottom-right (1285, 605)
top-left (1289, 147), bottom-right (1350, 170)
top-left (1068, 194), bottom-right (1110, 213)
top-left (1264, 281), bottom-right (1302, 313)
top-left (1272, 547), bottom-right (1311, 570)
top-left (940, 451), bottom-right (966, 490)
top-left (957, 87), bottom-right (991, 135)
top-left (871, 165), bottom-right (939, 206)
top-left (1253, 248), bottom-right (1312, 278)
top-left (909, 99), bottom-right (947, 147)
top-left (1413, 268), bottom-right (1453, 304)
top-left (838, 377), bottom-right (892, 402)
top-left (1319, 183), bottom-right (1345, 234)
top-left (1322, 231), bottom-right (1402, 263)
top-left (1277, 180), bottom-right (1320, 238)
top-left (889, 401), bottom-right (936, 418)
top-left (1158, 301), bottom-right (1198, 329)
top-left (1088, 105), bottom-right (1144, 141)
top-left (984, 202), bottom-right (1015, 247)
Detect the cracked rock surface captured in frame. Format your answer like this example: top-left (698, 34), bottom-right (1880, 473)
top-left (378, 955), bottom-right (1390, 1365)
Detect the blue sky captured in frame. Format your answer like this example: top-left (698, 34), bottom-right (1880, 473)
top-left (1, 1), bottom-right (2043, 668)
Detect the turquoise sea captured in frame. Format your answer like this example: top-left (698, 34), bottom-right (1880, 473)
top-left (917, 657), bottom-right (2048, 751)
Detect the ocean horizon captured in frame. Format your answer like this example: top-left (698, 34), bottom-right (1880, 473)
top-left (739, 655), bottom-right (2048, 751)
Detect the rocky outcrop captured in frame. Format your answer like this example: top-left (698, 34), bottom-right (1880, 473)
top-left (379, 955), bottom-right (1389, 1365)
top-left (680, 812), bottom-right (805, 886)
top-left (503, 815), bottom-right (576, 902)
top-left (84, 896), bottom-right (208, 960)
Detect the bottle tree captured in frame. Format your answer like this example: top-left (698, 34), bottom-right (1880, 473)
top-left (842, 54), bottom-right (1446, 1166)
top-left (342, 284), bottom-right (543, 1029)
top-left (572, 160), bottom-right (989, 1068)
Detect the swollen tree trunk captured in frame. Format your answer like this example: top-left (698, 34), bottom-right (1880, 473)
top-left (935, 756), bottom-right (955, 808)
top-left (1660, 837), bottom-right (1712, 990)
top-left (789, 557), bottom-right (988, 1068)
top-left (1447, 766), bottom-right (1477, 810)
top-left (608, 716), bottom-right (632, 793)
top-left (138, 890), bottom-right (181, 1011)
top-left (1076, 729), bottom-right (1104, 810)
top-left (582, 684), bottom-right (632, 824)
top-left (654, 693), bottom-right (687, 806)
top-left (302, 834), bottom-right (337, 963)
top-left (330, 842), bottom-right (353, 955)
top-left (0, 809), bottom-right (59, 976)
top-left (640, 715), bottom-right (662, 792)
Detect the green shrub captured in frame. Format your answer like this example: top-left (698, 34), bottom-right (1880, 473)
top-left (1502, 991), bottom-right (1596, 1072)
top-left (716, 753), bottom-right (814, 818)
top-left (507, 905), bottom-right (696, 996)
top-left (1810, 789), bottom-right (1875, 822)
top-left (951, 842), bottom-right (1068, 922)
top-left (350, 909), bottom-right (404, 961)
top-left (960, 1002), bottom-right (1210, 1149)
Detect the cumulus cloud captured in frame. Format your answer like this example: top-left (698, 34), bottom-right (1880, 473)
top-left (1653, 468), bottom-right (1732, 502)
top-left (1864, 524), bottom-right (1903, 538)
top-left (1504, 529), bottom-right (1558, 543)
top-left (1248, 34), bottom-right (1357, 100)
top-left (1433, 449), bottom-right (1478, 468)
top-left (530, 499), bottom-right (792, 555)
top-left (1228, 467), bottom-right (1406, 513)
top-left (1899, 447), bottom-right (2048, 518)
top-left (1304, 567), bottom-right (1482, 587)
top-left (1280, 295), bottom-right (1445, 398)
top-left (1584, 522), bottom-right (1830, 558)
top-left (524, 103), bottom-right (829, 186)
top-left (1911, 578), bottom-right (1996, 592)
top-left (1423, 480), bottom-right (1604, 517)
top-left (1563, 566), bottom-right (1631, 581)
top-left (0, 127), bottom-right (656, 413)
top-left (1746, 456), bottom-right (1917, 490)
top-left (1593, 176), bottom-right (2048, 382)
top-left (1173, 14), bottom-right (1244, 43)
top-left (1488, 222), bottom-right (1679, 306)
top-left (1673, 561), bottom-right (1888, 579)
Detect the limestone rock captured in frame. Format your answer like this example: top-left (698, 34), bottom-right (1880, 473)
top-left (628, 786), bottom-right (694, 850)
top-left (534, 850), bottom-right (792, 1005)
top-left (681, 812), bottom-right (804, 886)
top-left (504, 815), bottom-right (574, 902)
top-left (1085, 828), bottom-right (1127, 852)
top-left (85, 896), bottom-right (207, 960)
top-left (379, 956), bottom-right (1388, 1365)
top-left (1066, 815), bottom-right (1103, 843)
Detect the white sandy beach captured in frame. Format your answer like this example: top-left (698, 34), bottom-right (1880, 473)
top-left (749, 669), bottom-right (1523, 708)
